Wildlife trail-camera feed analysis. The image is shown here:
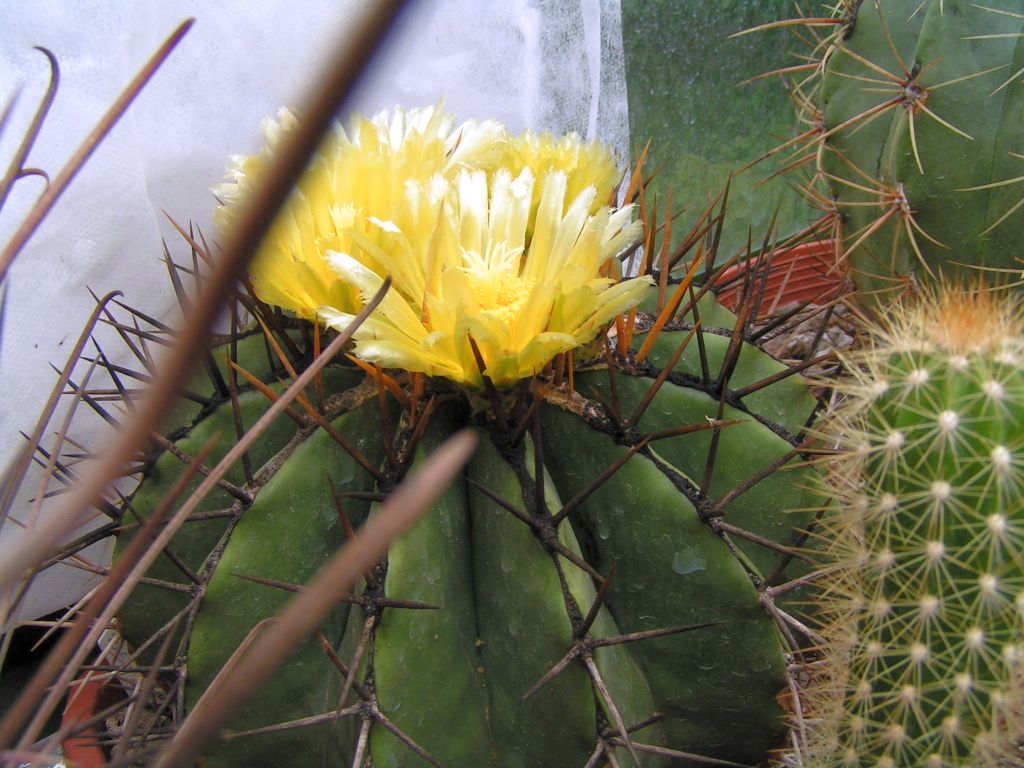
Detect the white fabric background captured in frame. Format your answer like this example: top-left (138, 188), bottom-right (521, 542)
top-left (0, 1), bottom-right (630, 617)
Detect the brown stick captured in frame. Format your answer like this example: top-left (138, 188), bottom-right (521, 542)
top-left (0, 21), bottom-right (194, 280)
top-left (0, 292), bottom-right (121, 527)
top-left (1, 438), bottom-right (215, 750)
top-left (0, 1), bottom-right (407, 593)
top-left (6, 278), bottom-right (390, 753)
top-left (153, 429), bottom-right (477, 767)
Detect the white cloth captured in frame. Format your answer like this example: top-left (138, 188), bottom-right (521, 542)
top-left (0, 1), bottom-right (629, 618)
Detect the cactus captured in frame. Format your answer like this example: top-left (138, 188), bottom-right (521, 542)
top-left (805, 284), bottom-right (1024, 767)
top-left (751, 0), bottom-right (1024, 298)
top-left (39, 102), bottom-right (839, 768)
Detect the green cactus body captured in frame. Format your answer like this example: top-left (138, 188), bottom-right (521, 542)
top-left (112, 286), bottom-right (822, 767)
top-left (114, 332), bottom-right (362, 658)
top-left (809, 287), bottom-right (1024, 766)
top-left (775, 0), bottom-right (1024, 296)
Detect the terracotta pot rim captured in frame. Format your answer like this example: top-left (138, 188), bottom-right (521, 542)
top-left (61, 677), bottom-right (118, 768)
top-left (716, 238), bottom-right (845, 315)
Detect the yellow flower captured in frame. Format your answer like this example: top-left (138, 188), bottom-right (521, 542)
top-left (319, 166), bottom-right (650, 389)
top-left (213, 104), bottom-right (506, 319)
top-left (219, 104), bottom-right (648, 388)
top-left (495, 131), bottom-right (620, 233)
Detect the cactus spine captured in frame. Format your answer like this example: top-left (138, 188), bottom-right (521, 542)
top-left (756, 0), bottom-right (1024, 297)
top-left (807, 285), bottom-right (1024, 767)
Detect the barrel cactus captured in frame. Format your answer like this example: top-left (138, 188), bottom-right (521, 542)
top-left (806, 283), bottom-right (1024, 766)
top-left (95, 104), bottom-right (828, 767)
top-left (752, 0), bottom-right (1024, 298)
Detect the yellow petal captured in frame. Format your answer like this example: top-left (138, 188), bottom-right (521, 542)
top-left (523, 171), bottom-right (567, 283)
top-left (326, 252), bottom-right (427, 344)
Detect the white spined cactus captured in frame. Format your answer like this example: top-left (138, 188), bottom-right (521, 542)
top-left (807, 284), bottom-right (1024, 767)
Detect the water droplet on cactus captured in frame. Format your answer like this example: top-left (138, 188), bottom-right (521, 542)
top-left (671, 548), bottom-right (706, 576)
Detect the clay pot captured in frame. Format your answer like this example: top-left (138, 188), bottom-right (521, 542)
top-left (62, 678), bottom-right (119, 767)
top-left (715, 239), bottom-right (844, 317)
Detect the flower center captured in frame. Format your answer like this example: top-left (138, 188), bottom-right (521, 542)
top-left (464, 270), bottom-right (535, 325)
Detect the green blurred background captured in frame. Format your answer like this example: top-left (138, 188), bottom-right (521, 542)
top-left (621, 0), bottom-right (815, 262)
